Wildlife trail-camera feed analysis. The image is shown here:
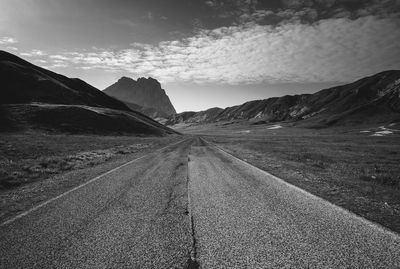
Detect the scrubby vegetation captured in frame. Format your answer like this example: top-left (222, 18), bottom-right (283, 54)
top-left (0, 132), bottom-right (181, 221)
top-left (0, 133), bottom-right (181, 190)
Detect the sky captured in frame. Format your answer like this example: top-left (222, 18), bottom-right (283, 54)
top-left (0, 0), bottom-right (400, 112)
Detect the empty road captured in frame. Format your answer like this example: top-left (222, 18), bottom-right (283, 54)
top-left (1, 137), bottom-right (400, 268)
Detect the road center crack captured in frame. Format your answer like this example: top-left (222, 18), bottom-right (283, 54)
top-left (186, 154), bottom-right (200, 269)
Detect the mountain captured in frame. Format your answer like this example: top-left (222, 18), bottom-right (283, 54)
top-left (166, 70), bottom-right (400, 128)
top-left (123, 101), bottom-right (168, 120)
top-left (0, 50), bottom-right (178, 135)
top-left (103, 77), bottom-right (176, 118)
top-left (165, 108), bottom-right (223, 126)
top-left (0, 51), bottom-right (129, 111)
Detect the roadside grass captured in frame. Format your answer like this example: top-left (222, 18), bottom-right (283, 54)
top-left (0, 142), bottom-right (151, 189)
top-left (0, 131), bottom-right (182, 222)
top-left (205, 130), bottom-right (400, 233)
top-left (0, 132), bottom-right (182, 190)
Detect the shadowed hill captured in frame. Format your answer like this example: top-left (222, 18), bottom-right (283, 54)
top-left (123, 101), bottom-right (169, 120)
top-left (0, 51), bottom-right (129, 111)
top-left (165, 108), bottom-right (223, 126)
top-left (0, 50), bottom-right (178, 135)
top-left (0, 104), bottom-right (178, 135)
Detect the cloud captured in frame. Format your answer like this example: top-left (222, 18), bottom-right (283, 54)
top-left (205, 0), bottom-right (260, 22)
top-left (355, 0), bottom-right (400, 18)
top-left (49, 54), bottom-right (69, 61)
top-left (48, 63), bottom-right (68, 68)
top-left (282, 0), bottom-right (314, 9)
top-left (280, 0), bottom-right (400, 20)
top-left (46, 15), bottom-right (400, 85)
top-left (143, 11), bottom-right (154, 21)
top-left (0, 37), bottom-right (18, 45)
top-left (241, 7), bottom-right (320, 24)
top-left (6, 46), bottom-right (18, 51)
top-left (205, 0), bottom-right (219, 8)
top-left (20, 49), bottom-right (47, 57)
top-left (235, 0), bottom-right (400, 24)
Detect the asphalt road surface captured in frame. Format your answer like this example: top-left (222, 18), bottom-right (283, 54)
top-left (1, 137), bottom-right (400, 268)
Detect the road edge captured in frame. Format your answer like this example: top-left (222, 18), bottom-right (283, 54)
top-left (1, 138), bottom-right (191, 227)
top-left (200, 137), bottom-right (400, 239)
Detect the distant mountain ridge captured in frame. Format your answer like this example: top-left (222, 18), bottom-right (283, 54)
top-left (103, 77), bottom-right (176, 118)
top-left (166, 70), bottom-right (400, 128)
top-left (0, 50), bottom-right (177, 135)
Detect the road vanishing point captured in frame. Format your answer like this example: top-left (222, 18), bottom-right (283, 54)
top-left (1, 137), bottom-right (400, 268)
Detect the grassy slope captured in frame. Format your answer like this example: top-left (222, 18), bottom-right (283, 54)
top-left (180, 122), bottom-right (400, 233)
top-left (0, 104), bottom-right (178, 135)
top-left (0, 132), bottom-right (183, 222)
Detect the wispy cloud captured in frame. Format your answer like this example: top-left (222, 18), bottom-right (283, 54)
top-left (34, 59), bottom-right (47, 64)
top-left (144, 11), bottom-right (154, 21)
top-left (49, 54), bottom-right (69, 61)
top-left (206, 0), bottom-right (400, 24)
top-left (46, 14), bottom-right (400, 84)
top-left (0, 37), bottom-right (18, 45)
top-left (50, 63), bottom-right (68, 68)
top-left (6, 46), bottom-right (18, 51)
top-left (20, 49), bottom-right (47, 57)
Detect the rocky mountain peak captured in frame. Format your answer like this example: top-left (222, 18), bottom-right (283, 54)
top-left (103, 76), bottom-right (176, 117)
top-left (118, 76), bottom-right (133, 82)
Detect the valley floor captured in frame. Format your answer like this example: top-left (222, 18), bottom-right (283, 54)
top-left (1, 136), bottom-right (399, 268)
